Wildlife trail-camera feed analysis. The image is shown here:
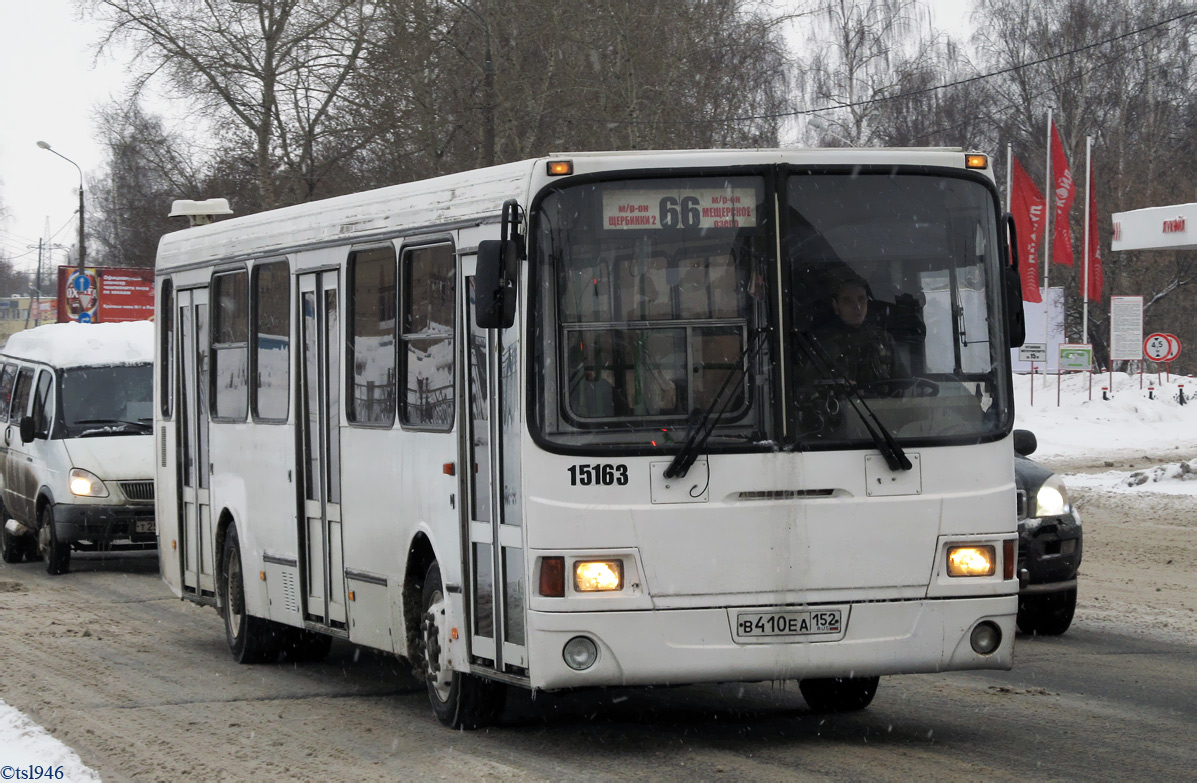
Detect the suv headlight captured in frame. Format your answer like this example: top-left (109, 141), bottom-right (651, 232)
top-left (1035, 474), bottom-right (1070, 517)
top-left (69, 468), bottom-right (110, 498)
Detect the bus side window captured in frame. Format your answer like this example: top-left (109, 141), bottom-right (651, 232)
top-left (399, 243), bottom-right (455, 430)
top-left (213, 269), bottom-right (249, 421)
top-left (252, 261), bottom-right (290, 421)
top-left (159, 279), bottom-right (174, 419)
top-left (347, 247), bottom-right (396, 426)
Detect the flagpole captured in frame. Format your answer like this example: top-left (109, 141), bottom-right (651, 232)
top-left (1006, 142), bottom-right (1013, 211)
top-left (1043, 108), bottom-right (1053, 384)
top-left (1082, 135), bottom-right (1093, 345)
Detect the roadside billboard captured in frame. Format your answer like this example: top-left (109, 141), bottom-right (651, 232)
top-left (56, 266), bottom-right (155, 323)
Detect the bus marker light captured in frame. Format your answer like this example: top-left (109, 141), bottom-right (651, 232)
top-left (443, 462), bottom-right (455, 476)
top-left (575, 560), bottom-right (623, 592)
top-left (965, 154), bottom-right (988, 169)
top-left (563, 636), bottom-right (598, 670)
top-left (260, 571), bottom-right (266, 582)
top-left (1003, 540), bottom-right (1015, 579)
top-left (540, 557), bottom-right (565, 597)
top-left (451, 627), bottom-right (459, 640)
top-left (947, 545), bottom-right (995, 576)
top-left (348, 590), bottom-right (355, 601)
top-left (547, 160), bottom-right (573, 176)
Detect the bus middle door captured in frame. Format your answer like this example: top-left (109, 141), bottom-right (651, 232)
top-left (177, 288), bottom-right (215, 596)
top-left (298, 271), bottom-right (347, 629)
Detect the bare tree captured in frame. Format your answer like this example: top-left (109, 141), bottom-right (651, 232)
top-left (799, 0), bottom-right (941, 146)
top-left (971, 0), bottom-right (1197, 369)
top-left (88, 0), bottom-right (384, 210)
top-left (88, 99), bottom-right (204, 268)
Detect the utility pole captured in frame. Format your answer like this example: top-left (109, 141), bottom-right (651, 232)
top-left (24, 239), bottom-right (42, 330)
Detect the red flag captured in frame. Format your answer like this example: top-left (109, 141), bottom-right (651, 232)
top-left (1083, 159), bottom-right (1103, 301)
top-left (1050, 121), bottom-right (1075, 265)
top-left (1010, 156), bottom-right (1044, 303)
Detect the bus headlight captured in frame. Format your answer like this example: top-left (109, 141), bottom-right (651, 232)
top-left (69, 468), bottom-right (110, 498)
top-left (574, 560), bottom-right (623, 592)
top-left (947, 545), bottom-right (995, 577)
top-left (1035, 475), bottom-right (1071, 517)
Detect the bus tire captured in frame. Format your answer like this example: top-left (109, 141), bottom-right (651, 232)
top-left (799, 675), bottom-right (880, 713)
top-left (1017, 587), bottom-right (1076, 636)
top-left (220, 525), bottom-right (281, 664)
top-left (421, 561), bottom-right (505, 729)
top-left (43, 505), bottom-right (70, 576)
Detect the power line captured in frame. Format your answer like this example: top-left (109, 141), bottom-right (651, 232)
top-left (569, 8), bottom-right (1196, 126)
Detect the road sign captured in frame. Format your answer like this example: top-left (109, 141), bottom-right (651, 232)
top-left (1144, 332), bottom-right (1181, 362)
top-left (1019, 343), bottom-right (1048, 362)
top-left (1059, 344), bottom-right (1092, 371)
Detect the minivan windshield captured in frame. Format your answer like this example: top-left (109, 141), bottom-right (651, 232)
top-left (60, 364), bottom-right (153, 437)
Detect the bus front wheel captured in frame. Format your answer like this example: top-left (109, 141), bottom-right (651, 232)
top-left (220, 525), bottom-right (281, 664)
top-left (799, 675), bottom-right (880, 713)
top-left (420, 561), bottom-right (505, 729)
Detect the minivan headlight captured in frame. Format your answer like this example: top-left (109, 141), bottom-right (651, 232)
top-left (1035, 475), bottom-right (1070, 517)
top-left (69, 468), bottom-right (110, 498)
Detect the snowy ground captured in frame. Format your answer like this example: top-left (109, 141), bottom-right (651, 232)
top-left (2, 369), bottom-right (1193, 779)
top-left (0, 699), bottom-right (99, 781)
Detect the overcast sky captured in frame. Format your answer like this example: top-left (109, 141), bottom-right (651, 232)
top-left (0, 0), bottom-right (972, 275)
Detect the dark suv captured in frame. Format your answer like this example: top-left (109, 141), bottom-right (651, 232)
top-left (1013, 430), bottom-right (1082, 635)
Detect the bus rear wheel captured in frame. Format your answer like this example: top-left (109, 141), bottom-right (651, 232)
top-left (799, 675), bottom-right (880, 713)
top-left (220, 525), bottom-right (281, 664)
top-left (420, 561), bottom-right (505, 729)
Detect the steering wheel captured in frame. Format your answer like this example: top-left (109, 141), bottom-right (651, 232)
top-left (860, 377), bottom-right (939, 399)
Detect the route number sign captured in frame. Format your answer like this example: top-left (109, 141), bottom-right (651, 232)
top-left (1144, 332), bottom-right (1181, 362)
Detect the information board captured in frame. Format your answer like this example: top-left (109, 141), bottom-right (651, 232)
top-left (1109, 295), bottom-right (1144, 361)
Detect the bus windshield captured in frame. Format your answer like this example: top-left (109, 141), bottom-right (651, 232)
top-left (530, 168), bottom-right (1010, 453)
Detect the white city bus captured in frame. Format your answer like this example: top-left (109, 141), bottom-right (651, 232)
top-left (154, 148), bottom-right (1026, 728)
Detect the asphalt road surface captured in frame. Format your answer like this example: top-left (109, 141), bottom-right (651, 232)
top-left (0, 513), bottom-right (1192, 781)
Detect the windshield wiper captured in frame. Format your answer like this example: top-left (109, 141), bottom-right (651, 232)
top-left (73, 418), bottom-right (152, 430)
top-left (794, 331), bottom-right (913, 472)
top-left (663, 328), bottom-right (769, 479)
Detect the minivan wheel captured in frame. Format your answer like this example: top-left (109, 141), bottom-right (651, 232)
top-left (43, 505), bottom-right (70, 575)
top-left (0, 523), bottom-right (23, 564)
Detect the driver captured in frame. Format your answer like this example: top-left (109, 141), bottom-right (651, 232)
top-left (812, 273), bottom-right (905, 387)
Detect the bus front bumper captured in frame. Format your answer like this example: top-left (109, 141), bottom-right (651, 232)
top-left (526, 595), bottom-right (1015, 691)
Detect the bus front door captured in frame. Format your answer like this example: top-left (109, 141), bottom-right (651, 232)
top-left (463, 268), bottom-right (527, 674)
top-left (298, 271), bottom-right (347, 628)
top-left (177, 288), bottom-right (214, 596)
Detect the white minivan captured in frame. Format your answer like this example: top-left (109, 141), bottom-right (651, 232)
top-left (0, 321), bottom-right (155, 574)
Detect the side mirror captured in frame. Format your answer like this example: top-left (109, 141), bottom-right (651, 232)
top-left (19, 416), bottom-right (35, 444)
top-left (475, 239), bottom-right (518, 329)
top-left (1013, 428), bottom-right (1037, 457)
top-left (1002, 213), bottom-right (1026, 348)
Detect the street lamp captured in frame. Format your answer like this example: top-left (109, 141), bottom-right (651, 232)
top-left (36, 141), bottom-right (86, 278)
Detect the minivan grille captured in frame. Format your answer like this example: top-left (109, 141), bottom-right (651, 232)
top-left (120, 481), bottom-right (155, 502)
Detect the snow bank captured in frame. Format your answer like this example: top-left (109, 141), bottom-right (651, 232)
top-left (0, 699), bottom-right (100, 781)
top-left (1014, 370), bottom-right (1197, 461)
top-left (1, 321), bottom-right (154, 368)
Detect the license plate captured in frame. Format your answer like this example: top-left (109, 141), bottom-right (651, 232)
top-left (733, 608), bottom-right (845, 642)
top-left (135, 519), bottom-right (155, 534)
